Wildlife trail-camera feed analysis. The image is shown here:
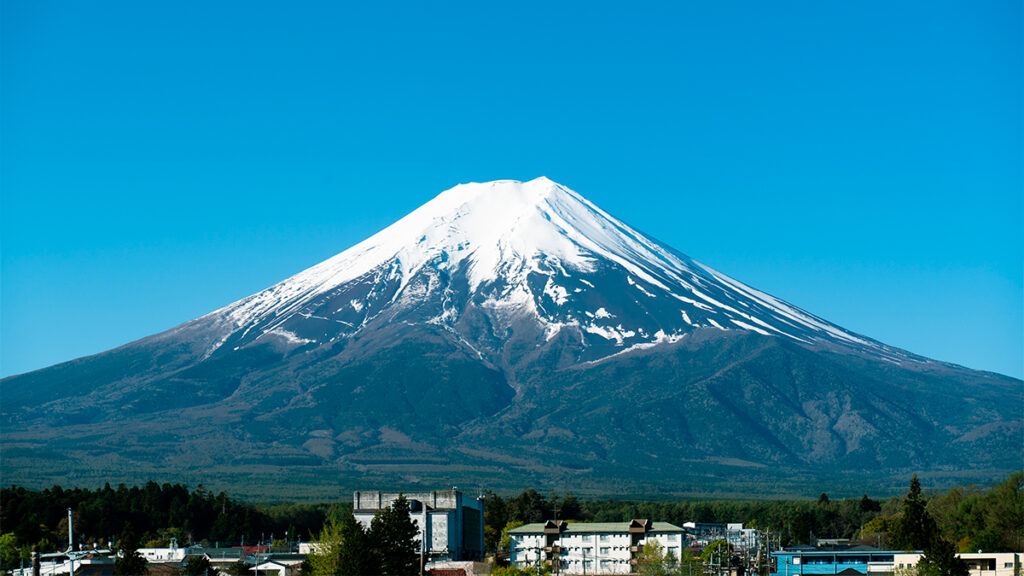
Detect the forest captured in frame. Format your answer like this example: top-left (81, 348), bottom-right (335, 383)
top-left (1, 471), bottom-right (1020, 570)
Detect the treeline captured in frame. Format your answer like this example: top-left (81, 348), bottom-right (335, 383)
top-left (480, 489), bottom-right (883, 549)
top-left (0, 482), bottom-right (345, 557)
top-left (482, 471), bottom-right (1023, 552)
top-left (864, 471), bottom-right (1022, 553)
top-left (1, 471), bottom-right (1019, 570)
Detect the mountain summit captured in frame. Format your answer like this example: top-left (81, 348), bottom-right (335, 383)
top-left (197, 177), bottom-right (900, 367)
top-left (3, 178), bottom-right (1020, 497)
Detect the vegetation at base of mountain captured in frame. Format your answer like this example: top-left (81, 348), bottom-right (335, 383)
top-left (0, 482), bottom-right (347, 561)
top-left (0, 471), bottom-right (1019, 573)
top-left (862, 471), bottom-right (1023, 553)
top-left (305, 495), bottom-right (417, 576)
top-left (482, 472), bottom-right (1023, 552)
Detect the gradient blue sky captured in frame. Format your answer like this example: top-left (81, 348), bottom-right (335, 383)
top-left (3, 1), bottom-right (1021, 379)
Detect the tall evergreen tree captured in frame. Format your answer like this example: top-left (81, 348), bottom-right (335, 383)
top-left (918, 537), bottom-right (968, 576)
top-left (368, 495), bottom-right (419, 576)
top-left (891, 474), bottom-right (937, 551)
top-left (113, 524), bottom-right (148, 576)
top-left (336, 515), bottom-right (373, 576)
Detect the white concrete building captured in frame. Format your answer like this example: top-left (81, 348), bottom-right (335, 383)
top-left (138, 539), bottom-right (191, 563)
top-left (509, 519), bottom-right (686, 575)
top-left (894, 552), bottom-right (1022, 576)
top-left (249, 558), bottom-right (304, 576)
top-left (8, 553), bottom-right (114, 576)
top-left (353, 489), bottom-right (485, 563)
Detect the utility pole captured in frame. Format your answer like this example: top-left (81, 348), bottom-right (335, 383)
top-left (66, 509), bottom-right (75, 576)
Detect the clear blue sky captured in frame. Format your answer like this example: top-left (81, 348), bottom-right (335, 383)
top-left (2, 1), bottom-right (1021, 379)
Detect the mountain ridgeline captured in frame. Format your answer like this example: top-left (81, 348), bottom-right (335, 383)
top-left (2, 178), bottom-right (1020, 498)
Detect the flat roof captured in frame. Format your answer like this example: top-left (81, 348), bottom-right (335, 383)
top-left (509, 522), bottom-right (685, 534)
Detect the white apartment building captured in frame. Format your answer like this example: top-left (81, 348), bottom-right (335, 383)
top-left (509, 519), bottom-right (686, 575)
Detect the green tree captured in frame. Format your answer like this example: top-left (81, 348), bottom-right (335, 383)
top-left (891, 474), bottom-right (937, 551)
top-left (482, 490), bottom-right (507, 552)
top-left (918, 537), bottom-right (968, 576)
top-left (637, 541), bottom-right (669, 576)
top-left (983, 470), bottom-right (1023, 551)
top-left (700, 540), bottom-right (732, 563)
top-left (113, 525), bottom-right (148, 576)
top-left (227, 562), bottom-right (252, 576)
top-left (306, 519), bottom-right (343, 576)
top-left (678, 549), bottom-right (706, 576)
top-left (1, 533), bottom-right (23, 570)
top-left (506, 490), bottom-right (548, 523)
top-left (336, 515), bottom-right (373, 576)
top-left (180, 555), bottom-right (213, 576)
top-left (368, 495), bottom-right (418, 576)
top-left (499, 521), bottom-right (525, 554)
top-left (558, 493), bottom-right (585, 521)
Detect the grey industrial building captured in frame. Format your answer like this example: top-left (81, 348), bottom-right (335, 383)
top-left (353, 489), bottom-right (485, 563)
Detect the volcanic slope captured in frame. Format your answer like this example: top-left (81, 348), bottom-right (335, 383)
top-left (3, 177), bottom-right (1020, 497)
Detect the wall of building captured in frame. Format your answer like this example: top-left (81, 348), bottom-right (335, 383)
top-left (352, 489), bottom-right (484, 563)
top-left (510, 530), bottom-right (685, 575)
top-left (895, 552), bottom-right (1022, 576)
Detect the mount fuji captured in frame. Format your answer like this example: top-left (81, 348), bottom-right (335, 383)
top-left (3, 178), bottom-right (1020, 497)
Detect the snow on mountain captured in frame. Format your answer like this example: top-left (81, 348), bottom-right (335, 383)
top-left (3, 177), bottom-right (1018, 497)
top-left (196, 177), bottom-right (905, 364)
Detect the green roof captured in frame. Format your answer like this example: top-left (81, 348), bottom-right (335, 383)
top-left (509, 522), bottom-right (684, 534)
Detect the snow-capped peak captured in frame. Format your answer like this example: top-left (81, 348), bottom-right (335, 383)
top-left (204, 178), bottom-right (902, 365)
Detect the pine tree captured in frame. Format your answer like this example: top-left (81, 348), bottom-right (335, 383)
top-left (113, 525), bottom-right (148, 576)
top-left (891, 474), bottom-right (937, 551)
top-left (336, 515), bottom-right (373, 576)
top-left (918, 537), bottom-right (968, 576)
top-left (368, 495), bottom-right (419, 576)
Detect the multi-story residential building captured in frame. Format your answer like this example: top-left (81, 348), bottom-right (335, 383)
top-left (509, 519), bottom-right (686, 575)
top-left (353, 489), bottom-right (485, 563)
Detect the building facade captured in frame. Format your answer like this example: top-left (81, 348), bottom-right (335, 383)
top-left (773, 548), bottom-right (1022, 576)
top-left (353, 490), bottom-right (485, 563)
top-left (772, 546), bottom-right (901, 576)
top-left (894, 552), bottom-right (1022, 576)
top-left (509, 519), bottom-right (686, 575)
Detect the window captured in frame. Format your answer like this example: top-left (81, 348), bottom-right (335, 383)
top-left (600, 534), bottom-right (611, 542)
top-left (600, 547), bottom-right (610, 555)
top-left (1006, 563), bottom-right (1015, 569)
